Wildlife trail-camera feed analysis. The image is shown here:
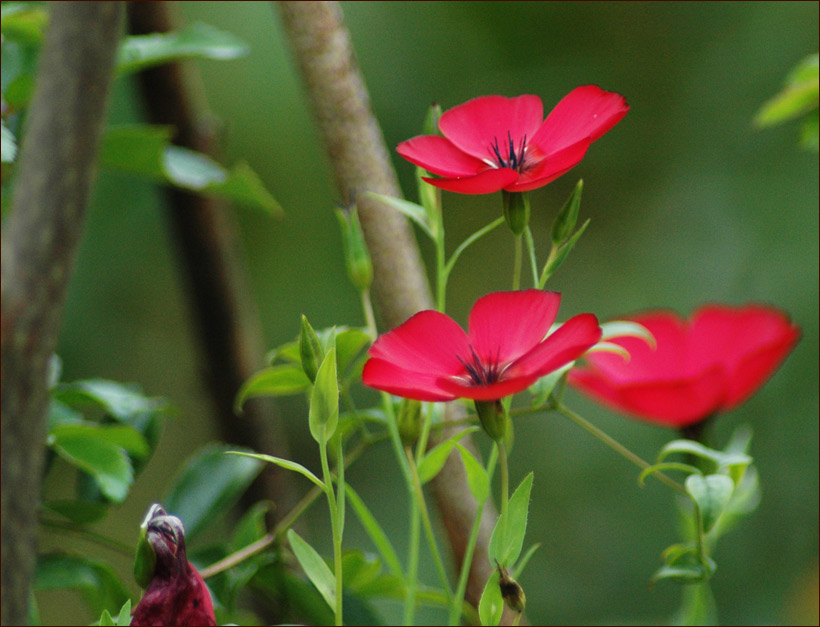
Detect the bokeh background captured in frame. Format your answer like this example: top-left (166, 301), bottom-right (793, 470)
top-left (40, 2), bottom-right (817, 624)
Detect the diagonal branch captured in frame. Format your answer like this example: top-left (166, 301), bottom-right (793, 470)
top-left (0, 3), bottom-right (124, 624)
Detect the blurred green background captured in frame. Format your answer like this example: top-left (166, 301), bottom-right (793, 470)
top-left (40, 1), bottom-right (817, 624)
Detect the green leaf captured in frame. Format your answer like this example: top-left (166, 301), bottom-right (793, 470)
top-left (490, 472), bottom-right (534, 567)
top-left (235, 365), bottom-right (311, 412)
top-left (651, 564), bottom-right (709, 585)
top-left (114, 599), bottom-right (132, 626)
top-left (309, 348), bottom-right (339, 445)
top-left (658, 439), bottom-right (752, 478)
top-left (41, 500), bottom-right (109, 525)
top-left (599, 320), bottom-right (656, 349)
top-left (35, 554), bottom-right (129, 617)
top-left (164, 443), bottom-right (263, 540)
top-left (287, 529), bottom-right (336, 611)
top-left (638, 462), bottom-right (702, 487)
top-left (47, 430), bottom-right (133, 503)
top-left (528, 365), bottom-right (570, 408)
top-left (362, 191), bottom-right (435, 239)
top-left (417, 427), bottom-right (479, 484)
top-left (227, 451), bottom-right (324, 490)
top-left (96, 608), bottom-right (115, 626)
top-left (1, 121), bottom-right (17, 163)
top-left (100, 125), bottom-right (282, 214)
top-left (550, 179), bottom-right (583, 246)
top-left (541, 218), bottom-right (590, 281)
top-left (335, 327), bottom-right (371, 379)
top-left (50, 423), bottom-right (149, 458)
top-left (344, 484), bottom-right (403, 577)
top-left (117, 22), bottom-right (250, 76)
top-left (756, 54), bottom-right (819, 127)
top-left (455, 442), bottom-right (490, 503)
top-left (686, 474), bottom-right (734, 533)
top-left (512, 543), bottom-right (541, 579)
top-left (800, 110), bottom-right (819, 150)
top-left (0, 4), bottom-right (47, 44)
top-left (231, 501), bottom-right (273, 552)
top-left (53, 379), bottom-right (168, 423)
top-left (478, 570), bottom-right (503, 626)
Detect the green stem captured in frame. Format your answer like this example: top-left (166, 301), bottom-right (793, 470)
top-left (449, 446), bottom-right (499, 626)
top-left (360, 289), bottom-right (377, 340)
top-left (556, 403), bottom-right (688, 497)
top-left (498, 441), bottom-right (510, 536)
top-left (435, 211), bottom-right (447, 312)
top-left (523, 226), bottom-right (539, 288)
top-left (38, 518), bottom-right (133, 556)
top-left (320, 442), bottom-right (343, 626)
top-left (442, 216), bottom-right (506, 283)
top-left (404, 494), bottom-right (421, 625)
top-left (512, 234), bottom-right (523, 290)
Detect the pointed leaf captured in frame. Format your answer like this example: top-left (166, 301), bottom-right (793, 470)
top-left (455, 443), bottom-right (490, 503)
top-left (287, 529), bottom-right (336, 610)
top-left (345, 484), bottom-right (403, 577)
top-left (417, 427), bottom-right (479, 484)
top-left (599, 320), bottom-right (656, 348)
top-left (551, 179), bottom-right (583, 246)
top-left (363, 191), bottom-right (435, 239)
top-left (47, 431), bottom-right (133, 503)
top-left (309, 348), bottom-right (339, 445)
top-left (686, 474), bottom-right (734, 533)
top-left (478, 570), bottom-right (503, 626)
top-left (227, 451), bottom-right (324, 490)
top-left (489, 472), bottom-right (533, 566)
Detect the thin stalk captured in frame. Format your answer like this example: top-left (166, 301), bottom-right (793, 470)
top-left (449, 446), bottom-right (499, 626)
top-left (320, 442), bottom-right (343, 626)
top-left (435, 211), bottom-right (447, 312)
top-left (523, 226), bottom-right (539, 288)
top-left (512, 235), bottom-right (523, 291)
top-left (361, 289), bottom-right (377, 340)
top-left (404, 494), bottom-right (421, 625)
top-left (442, 217), bottom-right (506, 282)
top-left (556, 404), bottom-right (687, 497)
top-left (38, 518), bottom-right (133, 556)
top-left (498, 441), bottom-right (510, 538)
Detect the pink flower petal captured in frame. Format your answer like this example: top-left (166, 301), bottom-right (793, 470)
top-left (504, 140), bottom-right (592, 192)
top-left (435, 372), bottom-right (542, 401)
top-left (396, 135), bottom-right (488, 178)
top-left (368, 310), bottom-right (470, 375)
top-left (439, 95), bottom-right (544, 163)
top-left (468, 290), bottom-right (561, 365)
top-left (423, 168), bottom-right (520, 194)
top-left (531, 85), bottom-right (629, 156)
top-left (507, 313), bottom-right (602, 379)
top-left (362, 359), bottom-right (456, 401)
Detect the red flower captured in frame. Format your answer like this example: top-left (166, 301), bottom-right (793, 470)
top-left (396, 86), bottom-right (628, 195)
top-left (568, 305), bottom-right (800, 428)
top-left (362, 290), bottom-right (602, 402)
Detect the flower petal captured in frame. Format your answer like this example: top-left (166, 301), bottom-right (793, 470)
top-left (531, 85), bottom-right (628, 156)
top-left (435, 372), bottom-right (541, 401)
top-left (367, 310), bottom-right (471, 375)
top-left (439, 95), bottom-right (544, 162)
top-left (506, 313), bottom-right (602, 379)
top-left (362, 358), bottom-right (456, 401)
top-left (396, 135), bottom-right (488, 178)
top-left (503, 140), bottom-right (592, 192)
top-left (468, 290), bottom-right (561, 365)
top-left (423, 168), bottom-right (520, 195)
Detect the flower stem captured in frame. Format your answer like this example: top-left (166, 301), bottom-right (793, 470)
top-left (360, 289), bottom-right (377, 340)
top-left (320, 442), bottom-right (344, 626)
top-left (512, 234), bottom-right (523, 291)
top-left (404, 487), bottom-right (421, 625)
top-left (555, 403), bottom-right (687, 497)
top-left (524, 226), bottom-right (539, 288)
top-left (498, 440), bottom-right (510, 530)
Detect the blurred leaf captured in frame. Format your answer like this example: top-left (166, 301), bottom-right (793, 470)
top-left (41, 500), bottom-right (109, 525)
top-left (685, 474), bottom-right (734, 533)
top-left (341, 551), bottom-right (382, 593)
top-left (309, 348), bottom-right (339, 446)
top-left (46, 399), bottom-right (85, 430)
top-left (231, 501), bottom-right (273, 552)
top-left (117, 22), bottom-right (250, 76)
top-left (344, 484), bottom-right (403, 577)
top-left (363, 191), bottom-right (435, 239)
top-left (35, 554), bottom-right (129, 617)
top-left (50, 423), bottom-right (149, 458)
top-left (287, 529), bottom-right (335, 610)
top-left (52, 379), bottom-right (168, 423)
top-left (800, 109), bottom-right (819, 150)
top-left (512, 543), bottom-right (541, 579)
top-left (47, 430), bottom-right (133, 503)
top-left (227, 451), bottom-right (324, 490)
top-left (235, 365), bottom-right (311, 412)
top-left (479, 570), bottom-right (503, 627)
top-left (651, 564), bottom-right (709, 585)
top-left (0, 3), bottom-right (47, 44)
top-left (529, 365), bottom-right (570, 408)
top-left (756, 54), bottom-right (819, 127)
top-left (490, 472), bottom-right (533, 567)
top-left (599, 320), bottom-right (656, 348)
top-left (638, 462), bottom-right (702, 487)
top-left (100, 125), bottom-right (281, 214)
top-left (93, 599), bottom-right (132, 627)
top-left (1, 121), bottom-right (17, 163)
top-left (455, 442), bottom-right (490, 503)
top-left (164, 443), bottom-right (263, 540)
top-left (417, 427), bottom-right (479, 484)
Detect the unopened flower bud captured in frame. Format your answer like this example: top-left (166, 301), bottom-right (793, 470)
top-left (475, 400), bottom-right (508, 442)
top-left (502, 191), bottom-right (530, 236)
top-left (299, 314), bottom-right (324, 383)
top-left (335, 205), bottom-right (373, 291)
top-left (496, 561), bottom-right (526, 614)
top-left (397, 399), bottom-right (423, 446)
top-left (551, 179), bottom-right (583, 247)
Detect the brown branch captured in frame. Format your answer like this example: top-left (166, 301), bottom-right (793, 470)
top-left (0, 3), bottom-right (124, 624)
top-left (126, 1), bottom-right (295, 517)
top-left (276, 1), bottom-right (508, 618)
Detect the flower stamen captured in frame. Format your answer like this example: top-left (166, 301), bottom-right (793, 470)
top-left (490, 131), bottom-right (528, 172)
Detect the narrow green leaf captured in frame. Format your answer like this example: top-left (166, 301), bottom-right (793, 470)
top-left (47, 431), bottom-right (133, 503)
top-left (686, 474), bottom-right (734, 533)
top-left (235, 365), bottom-right (311, 412)
top-left (755, 53), bottom-right (819, 127)
top-left (651, 564), bottom-right (708, 585)
top-left (455, 443), bottom-right (490, 503)
top-left (550, 179), bottom-right (583, 246)
top-left (164, 443), bottom-right (263, 540)
top-left (489, 472), bottom-right (534, 566)
top-left (599, 320), bottom-right (656, 348)
top-left (638, 462), bottom-right (702, 487)
top-left (287, 529), bottom-right (336, 611)
top-left (512, 543), bottom-right (541, 579)
top-left (117, 22), bottom-right (250, 76)
top-left (344, 484), bottom-right (403, 577)
top-left (478, 570), bottom-right (503, 627)
top-left (227, 451), bottom-right (324, 490)
top-left (96, 608), bottom-right (116, 626)
top-left (541, 218), bottom-right (590, 281)
top-left (309, 348), bottom-right (339, 445)
top-left (417, 427), bottom-right (479, 484)
top-left (50, 423), bottom-right (149, 458)
top-left (363, 191), bottom-right (435, 239)
top-left (115, 600), bottom-right (132, 626)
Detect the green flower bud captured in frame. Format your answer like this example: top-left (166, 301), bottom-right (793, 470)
top-left (551, 179), bottom-right (583, 247)
top-left (299, 314), bottom-right (324, 383)
top-left (502, 191), bottom-right (530, 237)
top-left (475, 400), bottom-right (508, 442)
top-left (335, 205), bottom-right (373, 291)
top-left (397, 398), bottom-right (423, 446)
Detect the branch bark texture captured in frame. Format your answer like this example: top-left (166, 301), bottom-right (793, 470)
top-left (0, 3), bottom-right (123, 624)
top-left (276, 1), bottom-right (502, 614)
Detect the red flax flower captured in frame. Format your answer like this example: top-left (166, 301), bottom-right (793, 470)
top-left (362, 290), bottom-right (602, 402)
top-left (568, 304), bottom-right (800, 428)
top-left (396, 86), bottom-right (629, 194)
top-left (132, 506), bottom-right (216, 626)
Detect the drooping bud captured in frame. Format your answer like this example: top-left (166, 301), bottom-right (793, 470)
top-left (134, 503), bottom-right (164, 589)
top-left (496, 561), bottom-right (527, 613)
top-left (502, 190), bottom-right (530, 237)
top-left (299, 314), bottom-right (324, 383)
top-left (397, 398), bottom-right (423, 446)
top-left (475, 400), bottom-right (508, 442)
top-left (551, 179), bottom-right (583, 247)
top-left (335, 204), bottom-right (373, 291)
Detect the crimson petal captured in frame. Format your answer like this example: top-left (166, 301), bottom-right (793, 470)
top-left (362, 358), bottom-right (456, 401)
top-left (423, 168), bottom-right (520, 194)
top-left (396, 135), bottom-right (488, 178)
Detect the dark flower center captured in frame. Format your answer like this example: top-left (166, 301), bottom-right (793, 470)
top-left (490, 131), bottom-right (528, 172)
top-left (457, 345), bottom-right (503, 386)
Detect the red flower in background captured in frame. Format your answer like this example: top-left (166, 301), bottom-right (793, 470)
top-left (363, 290), bottom-right (601, 401)
top-left (568, 305), bottom-right (800, 428)
top-left (396, 86), bottom-right (629, 195)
